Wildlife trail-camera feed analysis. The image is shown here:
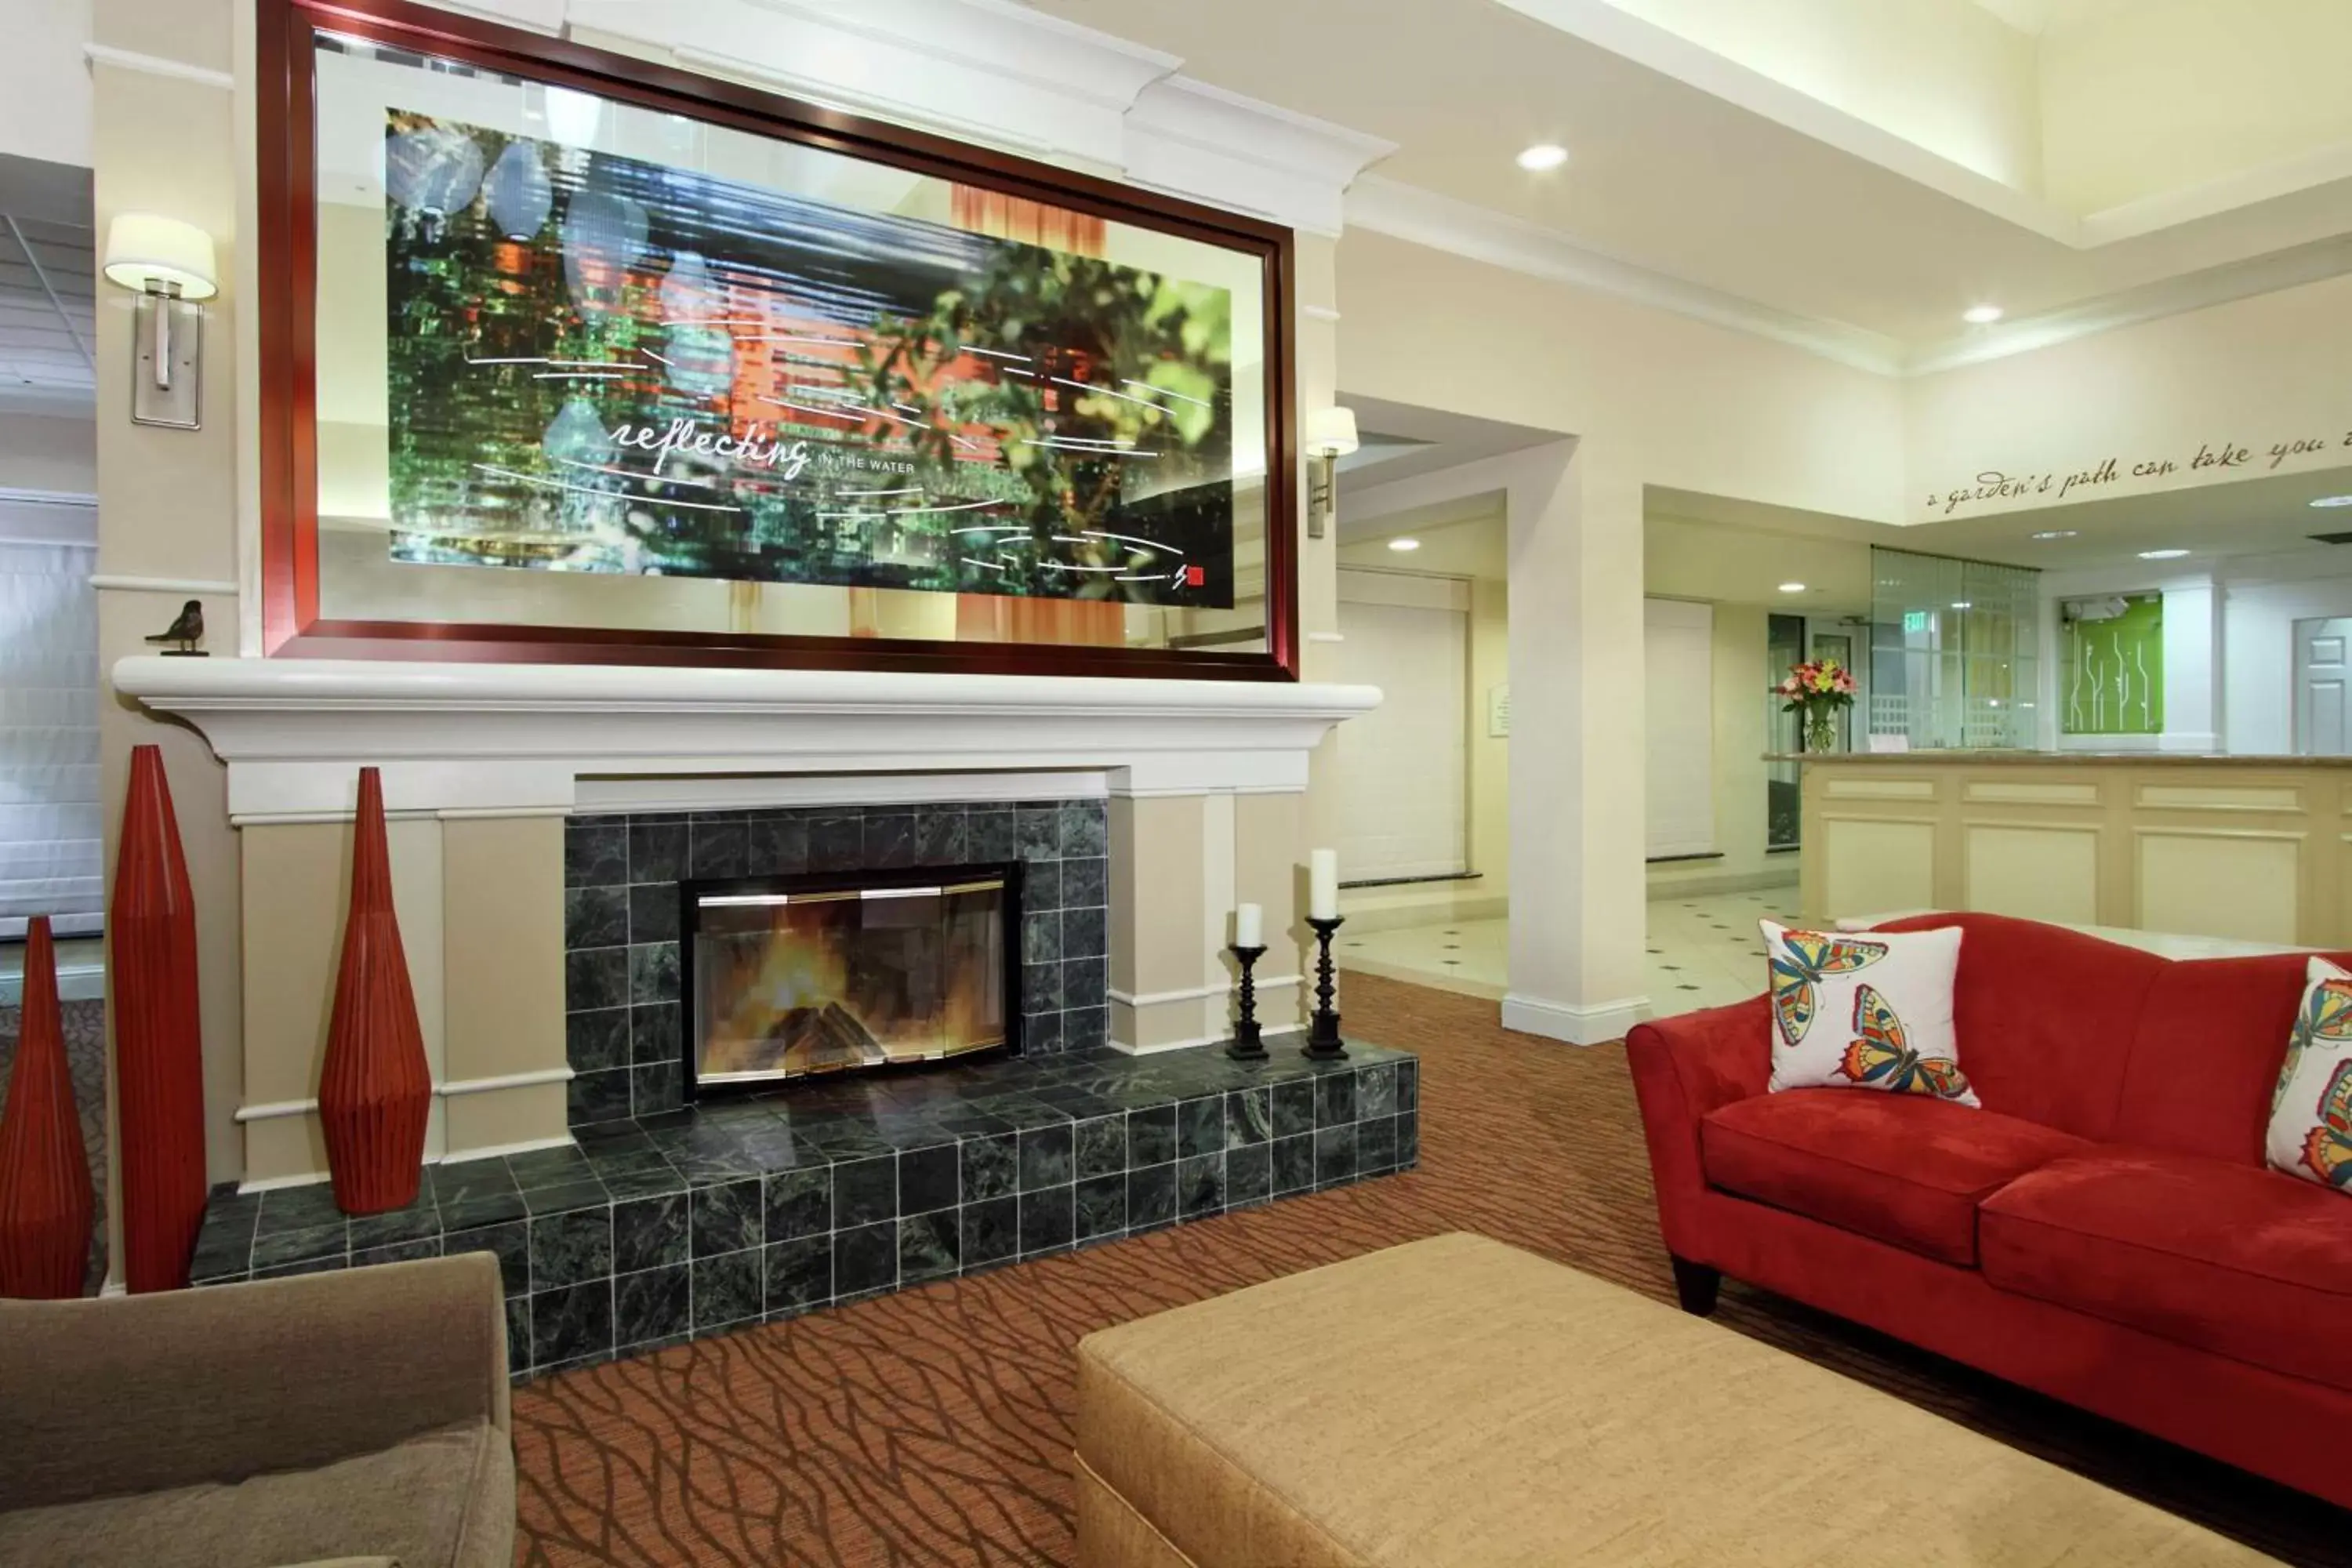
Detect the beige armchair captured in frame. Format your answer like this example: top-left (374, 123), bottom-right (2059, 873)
top-left (0, 1251), bottom-right (514, 1568)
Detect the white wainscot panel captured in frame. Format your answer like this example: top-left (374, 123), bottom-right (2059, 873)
top-left (2136, 829), bottom-right (2303, 944)
top-left (1965, 823), bottom-right (2099, 925)
top-left (1822, 817), bottom-right (1936, 922)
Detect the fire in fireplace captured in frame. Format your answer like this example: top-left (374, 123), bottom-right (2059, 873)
top-left (683, 864), bottom-right (1018, 1093)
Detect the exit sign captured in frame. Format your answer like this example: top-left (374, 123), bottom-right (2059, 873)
top-left (1902, 609), bottom-right (1931, 635)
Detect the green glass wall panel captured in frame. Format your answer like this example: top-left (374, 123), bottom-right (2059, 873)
top-left (2060, 593), bottom-right (2164, 735)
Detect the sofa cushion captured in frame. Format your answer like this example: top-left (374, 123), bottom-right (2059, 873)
top-left (0, 1418), bottom-right (510, 1568)
top-left (1873, 914), bottom-right (2166, 1140)
top-left (1701, 1090), bottom-right (2091, 1265)
top-left (2114, 950), bottom-right (2344, 1166)
top-left (1981, 1149), bottom-right (2352, 1395)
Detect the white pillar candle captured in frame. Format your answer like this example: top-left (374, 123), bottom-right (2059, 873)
top-left (1308, 849), bottom-right (1339, 921)
top-left (1234, 902), bottom-right (1264, 949)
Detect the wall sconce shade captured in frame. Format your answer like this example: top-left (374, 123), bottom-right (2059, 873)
top-left (102, 213), bottom-right (216, 430)
top-left (103, 214), bottom-right (218, 300)
top-left (1305, 405), bottom-right (1358, 539)
top-left (1306, 405), bottom-right (1360, 458)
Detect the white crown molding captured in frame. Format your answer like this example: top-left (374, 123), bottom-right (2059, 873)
top-left (567, 0), bottom-right (1178, 168)
top-left (1903, 233), bottom-right (2352, 376)
top-left (1123, 77), bottom-right (1395, 238)
top-left (1492, 0), bottom-right (2074, 245)
top-left (1352, 170), bottom-right (2352, 380)
top-left (413, 0), bottom-right (564, 33)
top-left (112, 657), bottom-right (1381, 822)
top-left (82, 43), bottom-right (235, 92)
top-left (2080, 139), bottom-right (2352, 248)
top-left (1345, 174), bottom-right (1907, 376)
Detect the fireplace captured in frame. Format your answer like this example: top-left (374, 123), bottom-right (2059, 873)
top-left (684, 864), bottom-right (1019, 1093)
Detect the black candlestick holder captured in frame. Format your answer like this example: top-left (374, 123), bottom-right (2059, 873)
top-left (1304, 916), bottom-right (1348, 1060)
top-left (1225, 944), bottom-right (1269, 1061)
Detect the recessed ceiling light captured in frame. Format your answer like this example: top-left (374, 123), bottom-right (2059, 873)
top-left (2310, 495), bottom-right (2352, 509)
top-left (1388, 537), bottom-right (1421, 552)
top-left (1963, 304), bottom-right (2004, 325)
top-left (1951, 601), bottom-right (1973, 610)
top-left (2028, 529), bottom-right (2077, 540)
top-left (1777, 582), bottom-right (1806, 593)
top-left (2138, 548), bottom-right (2190, 560)
top-left (1516, 143), bottom-right (1569, 172)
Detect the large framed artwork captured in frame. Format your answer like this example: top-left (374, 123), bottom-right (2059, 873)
top-left (256, 0), bottom-right (1298, 678)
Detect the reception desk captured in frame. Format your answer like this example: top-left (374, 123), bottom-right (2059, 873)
top-left (1783, 752), bottom-right (2352, 948)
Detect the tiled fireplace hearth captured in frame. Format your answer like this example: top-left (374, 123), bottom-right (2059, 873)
top-left (189, 1041), bottom-right (1417, 1377)
top-left (123, 659), bottom-right (1389, 1376)
top-left (562, 799), bottom-right (1111, 1126)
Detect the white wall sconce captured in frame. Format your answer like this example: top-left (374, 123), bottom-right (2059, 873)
top-left (103, 213), bottom-right (218, 430)
top-left (1305, 406), bottom-right (1359, 539)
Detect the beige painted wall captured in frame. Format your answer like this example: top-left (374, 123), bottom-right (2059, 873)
top-left (1905, 270), bottom-right (2352, 523)
top-left (1596, 0), bottom-right (2042, 193)
top-left (2041, 0), bottom-right (2352, 213)
top-left (1338, 230), bottom-right (1911, 524)
top-left (92, 0), bottom-right (245, 1210)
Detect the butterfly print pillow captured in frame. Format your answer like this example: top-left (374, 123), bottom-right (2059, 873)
top-left (1761, 920), bottom-right (1975, 1105)
top-left (2265, 956), bottom-right (2352, 1191)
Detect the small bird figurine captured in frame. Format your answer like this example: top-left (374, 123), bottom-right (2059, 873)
top-left (146, 599), bottom-right (206, 657)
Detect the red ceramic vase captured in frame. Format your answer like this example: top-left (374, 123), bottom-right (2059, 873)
top-left (111, 745), bottom-right (209, 1292)
top-left (317, 768), bottom-right (432, 1215)
top-left (0, 917), bottom-right (93, 1297)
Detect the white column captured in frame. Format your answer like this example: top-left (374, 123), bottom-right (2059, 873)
top-left (2160, 582), bottom-right (2221, 752)
top-left (1501, 441), bottom-right (1650, 1044)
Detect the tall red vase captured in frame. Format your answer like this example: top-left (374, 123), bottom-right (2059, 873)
top-left (0, 918), bottom-right (94, 1298)
top-left (317, 768), bottom-right (431, 1215)
top-left (111, 745), bottom-right (208, 1292)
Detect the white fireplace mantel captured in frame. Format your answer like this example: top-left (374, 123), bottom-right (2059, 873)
top-left (114, 657), bottom-right (1381, 823)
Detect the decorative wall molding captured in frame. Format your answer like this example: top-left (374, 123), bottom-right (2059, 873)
top-left (577, 770), bottom-right (1112, 816)
top-left (1109, 975), bottom-right (1302, 1009)
top-left (568, 0), bottom-right (1178, 169)
top-left (90, 575), bottom-right (241, 596)
top-left (1345, 174), bottom-right (1906, 376)
top-left (113, 658), bottom-right (1381, 822)
top-left (82, 43), bottom-right (236, 92)
top-left (1124, 77), bottom-right (1396, 238)
top-left (494, 0), bottom-right (1392, 233)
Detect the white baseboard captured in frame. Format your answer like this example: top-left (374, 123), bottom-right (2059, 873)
top-left (234, 1133), bottom-right (576, 1193)
top-left (1500, 992), bottom-right (1651, 1047)
top-left (1107, 1025), bottom-right (1304, 1056)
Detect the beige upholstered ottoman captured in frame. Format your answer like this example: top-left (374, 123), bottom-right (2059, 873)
top-left (1073, 1232), bottom-right (2276, 1567)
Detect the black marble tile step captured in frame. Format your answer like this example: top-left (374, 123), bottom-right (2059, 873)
top-left (190, 1040), bottom-right (1418, 1380)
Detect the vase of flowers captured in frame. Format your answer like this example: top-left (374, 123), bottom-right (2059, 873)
top-left (1777, 659), bottom-right (1857, 753)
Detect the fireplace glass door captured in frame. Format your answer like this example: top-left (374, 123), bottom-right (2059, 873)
top-left (686, 866), bottom-right (1014, 1091)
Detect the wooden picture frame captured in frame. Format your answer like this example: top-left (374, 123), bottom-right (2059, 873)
top-left (255, 0), bottom-right (1300, 679)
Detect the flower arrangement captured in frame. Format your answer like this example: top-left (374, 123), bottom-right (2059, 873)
top-left (1777, 658), bottom-right (1857, 753)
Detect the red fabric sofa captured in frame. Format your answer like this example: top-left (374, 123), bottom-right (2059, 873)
top-left (1626, 911), bottom-right (2352, 1509)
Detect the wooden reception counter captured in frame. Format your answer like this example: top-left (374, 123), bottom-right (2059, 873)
top-left (1777, 751), bottom-right (2352, 948)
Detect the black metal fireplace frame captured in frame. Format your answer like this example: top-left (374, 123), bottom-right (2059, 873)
top-left (677, 859), bottom-right (1025, 1103)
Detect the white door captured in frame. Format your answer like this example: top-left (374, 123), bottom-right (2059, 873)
top-left (2297, 618), bottom-right (2352, 756)
top-left (1645, 598), bottom-right (1716, 858)
top-left (1332, 571), bottom-right (1470, 882)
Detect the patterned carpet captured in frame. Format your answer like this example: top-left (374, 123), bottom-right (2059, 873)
top-left (513, 975), bottom-right (2350, 1567)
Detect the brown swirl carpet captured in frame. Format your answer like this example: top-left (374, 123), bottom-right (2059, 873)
top-left (513, 975), bottom-right (2350, 1567)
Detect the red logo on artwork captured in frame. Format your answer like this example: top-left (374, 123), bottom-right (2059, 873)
top-left (1184, 564), bottom-right (1205, 586)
